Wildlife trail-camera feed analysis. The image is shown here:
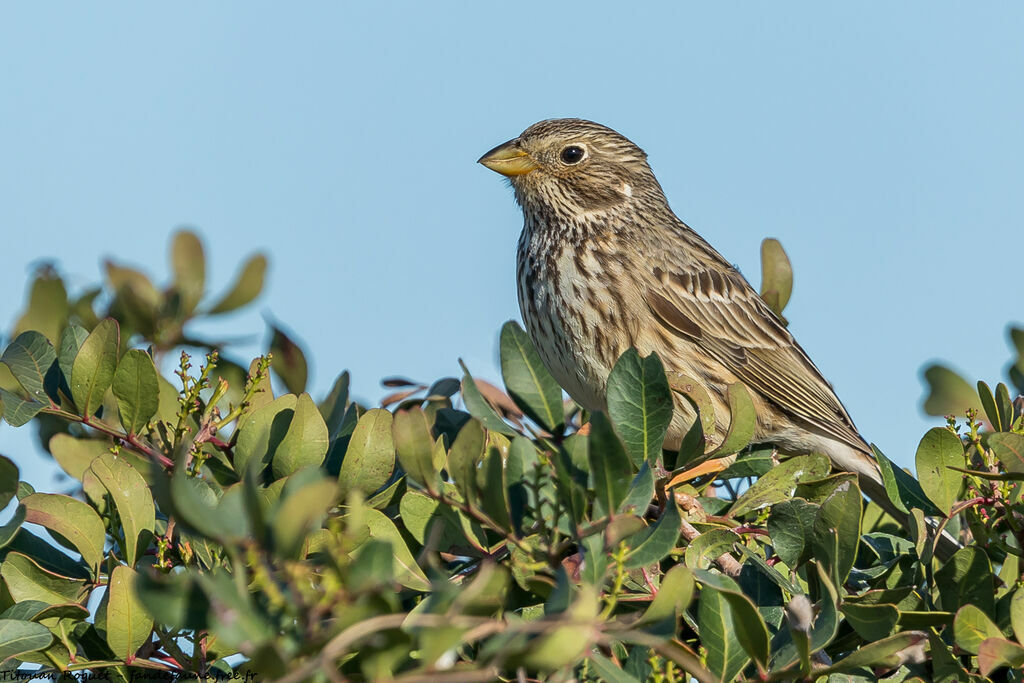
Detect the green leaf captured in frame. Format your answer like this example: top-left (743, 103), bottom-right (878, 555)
top-left (89, 452), bottom-right (155, 568)
top-left (978, 381), bottom-right (1002, 431)
top-left (873, 445), bottom-right (943, 516)
top-left (841, 602), bottom-right (898, 641)
top-left (392, 407), bottom-right (440, 493)
top-left (206, 253), bottom-right (267, 314)
top-left (57, 324), bottom-right (90, 389)
top-left (719, 448), bottom-right (775, 479)
top-left (721, 588), bottom-right (771, 670)
top-left (620, 462), bottom-right (655, 515)
top-left (0, 601), bottom-right (87, 622)
top-left (1011, 587), bottom-right (1024, 646)
top-left (978, 637), bottom-right (1024, 676)
top-left (928, 627), bottom-right (971, 683)
top-left (587, 412), bottom-right (633, 513)
top-left (169, 468), bottom-right (248, 543)
top-left (759, 238), bottom-right (793, 320)
top-left (812, 480), bottom-right (862, 584)
top-left (320, 370), bottom-right (350, 440)
top-left (0, 389), bottom-right (43, 427)
top-left (520, 586), bottom-right (600, 671)
top-left (698, 579), bottom-right (751, 681)
top-left (767, 498), bottom-right (818, 567)
top-left (360, 508), bottom-right (430, 591)
top-left (480, 447), bottom-right (512, 531)
top-left (0, 504), bottom-right (26, 549)
top-left (134, 570), bottom-right (208, 630)
top-left (824, 631), bottom-right (927, 673)
top-left (936, 547), bottom-right (994, 614)
top-left (271, 477), bottom-right (336, 559)
top-left (49, 435), bottom-right (112, 481)
top-left (234, 394), bottom-right (297, 472)
top-left (70, 318), bottom-right (120, 417)
top-left (952, 604), bottom-right (1001, 654)
top-left (989, 432), bottom-right (1024, 474)
top-left (171, 229), bottom-right (205, 314)
top-left (640, 564), bottom-right (694, 626)
top-left (13, 271), bottom-right (68, 345)
top-left (606, 349), bottom-right (673, 467)
top-left (588, 654), bottom-right (642, 683)
top-left (337, 408), bottom-right (396, 499)
top-left (914, 427), bottom-right (964, 514)
top-left (1, 331), bottom-right (56, 403)
top-left (709, 382), bottom-right (757, 457)
top-left (0, 456), bottom-right (18, 512)
top-left (0, 619), bottom-right (52, 663)
top-left (459, 361), bottom-right (517, 435)
top-left (272, 392), bottom-right (329, 478)
top-left (731, 453), bottom-right (831, 518)
top-left (498, 321), bottom-right (563, 433)
top-left (0, 552), bottom-right (87, 605)
top-left (269, 323), bottom-right (308, 395)
top-left (921, 364), bottom-right (981, 417)
top-left (105, 566), bottom-right (153, 661)
top-left (624, 500), bottom-right (680, 569)
top-left (771, 565), bottom-right (839, 670)
top-left (21, 493), bottom-right (105, 574)
top-left (111, 349), bottom-right (159, 435)
top-left (684, 528), bottom-right (738, 570)
top-left (447, 418), bottom-right (485, 508)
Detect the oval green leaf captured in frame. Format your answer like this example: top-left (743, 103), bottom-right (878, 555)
top-left (0, 619), bottom-right (53, 663)
top-left (392, 407), bottom-right (440, 493)
top-left (914, 427), bottom-right (964, 514)
top-left (499, 321), bottom-right (564, 433)
top-left (70, 318), bottom-right (120, 417)
top-left (106, 565), bottom-right (153, 661)
top-left (111, 349), bottom-right (159, 435)
top-left (89, 452), bottom-right (155, 568)
top-left (206, 253), bottom-right (267, 314)
top-left (1, 331), bottom-right (56, 404)
top-left (272, 392), bottom-right (328, 479)
top-left (606, 348), bottom-right (673, 467)
top-left (21, 493), bottom-right (105, 574)
top-left (337, 408), bottom-right (396, 499)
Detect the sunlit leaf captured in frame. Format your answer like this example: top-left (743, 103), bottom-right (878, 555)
top-left (759, 238), bottom-right (793, 320)
top-left (89, 452), bottom-right (155, 568)
top-left (498, 321), bottom-right (563, 433)
top-left (70, 318), bottom-right (120, 417)
top-left (105, 566), bottom-right (153, 661)
top-left (21, 493), bottom-right (105, 574)
top-left (171, 229), bottom-right (206, 314)
top-left (914, 427), bottom-right (964, 514)
top-left (606, 349), bottom-right (673, 467)
top-left (111, 349), bottom-right (159, 435)
top-left (206, 253), bottom-right (267, 314)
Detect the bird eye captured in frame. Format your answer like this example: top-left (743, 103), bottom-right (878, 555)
top-left (560, 145), bottom-right (586, 164)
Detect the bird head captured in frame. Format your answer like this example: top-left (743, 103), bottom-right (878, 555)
top-left (478, 118), bottom-right (664, 217)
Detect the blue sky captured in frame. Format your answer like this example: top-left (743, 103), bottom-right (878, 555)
top-left (1, 3), bottom-right (1022, 488)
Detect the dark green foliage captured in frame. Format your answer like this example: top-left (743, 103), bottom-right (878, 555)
top-left (0, 233), bottom-right (1023, 681)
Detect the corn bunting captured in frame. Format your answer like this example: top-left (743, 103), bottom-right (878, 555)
top-left (479, 118), bottom-right (953, 555)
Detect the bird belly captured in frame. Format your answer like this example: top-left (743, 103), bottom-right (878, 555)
top-left (517, 250), bottom-right (620, 413)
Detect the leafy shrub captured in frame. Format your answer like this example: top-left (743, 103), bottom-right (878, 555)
top-left (0, 230), bottom-right (1023, 681)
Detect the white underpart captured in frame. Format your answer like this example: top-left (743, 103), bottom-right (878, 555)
top-left (622, 183), bottom-right (633, 197)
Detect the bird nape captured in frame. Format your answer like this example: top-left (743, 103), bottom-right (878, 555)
top-left (480, 117), bottom-right (959, 561)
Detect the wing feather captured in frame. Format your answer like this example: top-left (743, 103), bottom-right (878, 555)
top-left (645, 253), bottom-right (866, 452)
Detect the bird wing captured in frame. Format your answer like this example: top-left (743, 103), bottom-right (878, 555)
top-left (644, 244), bottom-right (867, 453)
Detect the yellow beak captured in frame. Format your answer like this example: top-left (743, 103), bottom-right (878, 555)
top-left (478, 139), bottom-right (538, 176)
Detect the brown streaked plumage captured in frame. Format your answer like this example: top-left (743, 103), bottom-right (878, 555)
top-left (479, 119), bottom-right (955, 556)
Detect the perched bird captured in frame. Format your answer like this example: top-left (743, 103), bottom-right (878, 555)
top-left (479, 118), bottom-right (954, 555)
